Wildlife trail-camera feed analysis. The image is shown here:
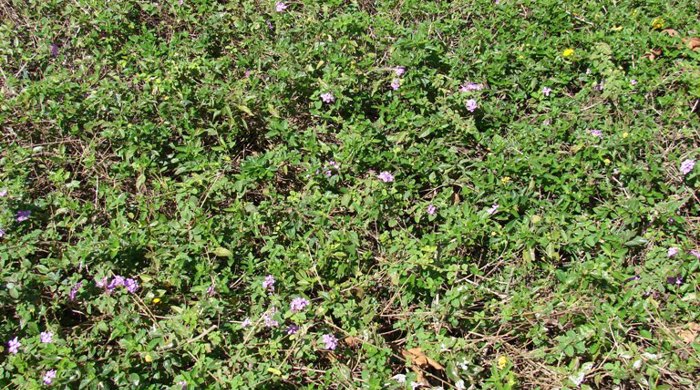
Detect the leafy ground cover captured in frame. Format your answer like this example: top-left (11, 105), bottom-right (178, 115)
top-left (1, 0), bottom-right (699, 388)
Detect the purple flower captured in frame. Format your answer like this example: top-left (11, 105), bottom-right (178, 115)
top-left (390, 78), bottom-right (401, 90)
top-left (666, 275), bottom-right (683, 286)
top-left (241, 318), bottom-right (252, 328)
top-left (427, 204), bottom-right (437, 215)
top-left (290, 297), bottom-right (310, 312)
top-left (124, 278), bottom-right (139, 293)
top-left (625, 275), bottom-right (641, 283)
top-left (465, 99), bottom-right (478, 112)
top-left (40, 331), bottom-right (53, 344)
top-left (394, 67), bottom-right (405, 77)
top-left (43, 370), bottom-right (56, 385)
top-left (177, 381), bottom-right (187, 390)
top-left (630, 79), bottom-right (638, 86)
top-left (206, 284), bottom-right (216, 296)
top-left (107, 275), bottom-right (125, 291)
top-left (69, 281), bottom-right (82, 301)
top-left (667, 247), bottom-right (679, 258)
top-left (690, 249), bottom-right (700, 260)
top-left (320, 92), bottom-right (335, 103)
top-left (542, 87), bottom-right (552, 96)
top-left (262, 312), bottom-right (279, 328)
top-left (321, 334), bottom-right (338, 350)
top-left (595, 81), bottom-right (605, 91)
top-left (486, 203), bottom-right (499, 215)
top-left (680, 159), bottom-right (695, 176)
top-left (8, 337), bottom-right (20, 354)
top-left (16, 210), bottom-right (31, 222)
top-left (275, 2), bottom-right (287, 12)
top-left (0, 188), bottom-right (6, 197)
top-left (0, 228), bottom-right (5, 238)
top-left (50, 44), bottom-right (59, 58)
top-left (377, 171), bottom-right (394, 183)
top-left (262, 275), bottom-right (275, 291)
top-left (286, 325), bottom-right (299, 335)
top-left (324, 160), bottom-right (340, 177)
top-left (460, 82), bottom-right (484, 92)
top-left (95, 276), bottom-right (109, 289)
top-left (589, 129), bottom-right (603, 138)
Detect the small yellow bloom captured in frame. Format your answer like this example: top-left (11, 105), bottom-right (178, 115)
top-left (497, 355), bottom-right (508, 369)
top-left (144, 354), bottom-right (153, 363)
top-left (152, 297), bottom-right (161, 304)
top-left (604, 158), bottom-right (611, 165)
top-left (622, 132), bottom-right (629, 138)
top-left (501, 176), bottom-right (512, 185)
top-left (562, 48), bottom-right (575, 58)
top-left (611, 25), bottom-right (623, 32)
top-left (490, 231), bottom-right (497, 237)
top-left (651, 17), bottom-right (664, 30)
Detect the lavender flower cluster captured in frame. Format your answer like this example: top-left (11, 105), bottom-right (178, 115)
top-left (96, 275), bottom-right (139, 294)
top-left (238, 275), bottom-right (339, 351)
top-left (7, 332), bottom-right (58, 385)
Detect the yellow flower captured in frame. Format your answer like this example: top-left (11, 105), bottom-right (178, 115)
top-left (497, 355), bottom-right (508, 369)
top-left (501, 176), bottom-right (512, 185)
top-left (611, 25), bottom-right (623, 32)
top-left (152, 297), bottom-right (161, 304)
top-left (622, 132), bottom-right (629, 138)
top-left (562, 48), bottom-right (575, 58)
top-left (144, 354), bottom-right (153, 363)
top-left (604, 158), bottom-right (611, 165)
top-left (651, 17), bottom-right (664, 30)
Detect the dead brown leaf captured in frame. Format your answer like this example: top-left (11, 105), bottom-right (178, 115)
top-left (682, 37), bottom-right (700, 51)
top-left (662, 29), bottom-right (680, 37)
top-left (676, 323), bottom-right (699, 344)
top-left (344, 336), bottom-right (361, 348)
top-left (413, 369), bottom-right (426, 386)
top-left (678, 329), bottom-right (696, 344)
top-left (644, 48), bottom-right (662, 60)
top-left (402, 348), bottom-right (444, 370)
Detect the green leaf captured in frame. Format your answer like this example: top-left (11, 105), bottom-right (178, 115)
top-left (212, 247), bottom-right (233, 258)
top-left (624, 237), bottom-right (648, 247)
top-left (237, 105), bottom-right (253, 116)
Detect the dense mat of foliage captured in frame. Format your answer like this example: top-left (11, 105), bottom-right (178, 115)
top-left (1, 0), bottom-right (699, 388)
